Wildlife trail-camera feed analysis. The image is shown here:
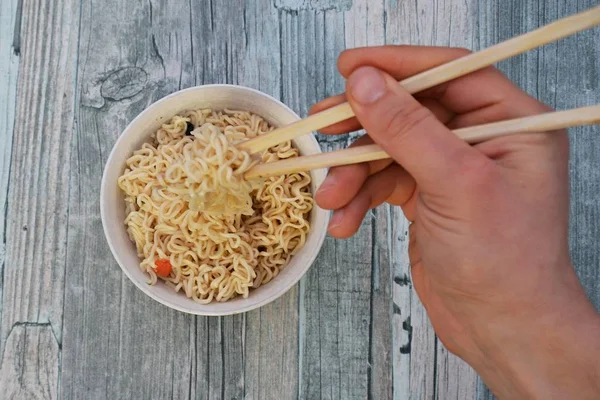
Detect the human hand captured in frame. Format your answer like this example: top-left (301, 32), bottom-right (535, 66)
top-left (311, 46), bottom-right (600, 399)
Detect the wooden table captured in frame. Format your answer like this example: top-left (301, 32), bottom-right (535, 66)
top-left (0, 0), bottom-right (598, 399)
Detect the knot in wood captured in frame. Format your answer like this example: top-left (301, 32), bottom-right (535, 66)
top-left (100, 67), bottom-right (148, 101)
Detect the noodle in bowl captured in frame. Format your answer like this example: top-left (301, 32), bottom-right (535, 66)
top-left (101, 85), bottom-right (328, 315)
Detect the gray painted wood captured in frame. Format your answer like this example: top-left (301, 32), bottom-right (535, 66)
top-left (0, 0), bottom-right (598, 399)
top-left (0, 324), bottom-right (60, 400)
top-left (0, 0), bottom-right (20, 348)
top-left (0, 0), bottom-right (79, 398)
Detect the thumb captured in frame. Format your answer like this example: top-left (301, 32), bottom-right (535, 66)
top-left (346, 66), bottom-right (486, 190)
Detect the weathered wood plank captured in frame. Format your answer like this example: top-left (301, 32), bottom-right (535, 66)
top-left (370, 205), bottom-right (396, 400)
top-left (1, 0), bottom-right (77, 339)
top-left (0, 324), bottom-right (60, 399)
top-left (244, 294), bottom-right (300, 400)
top-left (387, 207), bottom-right (413, 399)
top-left (279, 8), bottom-right (346, 132)
top-left (344, 0), bottom-right (385, 50)
top-left (274, 0), bottom-right (353, 12)
top-left (0, 0), bottom-right (20, 338)
top-left (61, 0), bottom-right (196, 398)
top-left (0, 0), bottom-right (79, 396)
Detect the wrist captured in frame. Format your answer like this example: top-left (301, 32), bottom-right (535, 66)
top-left (475, 309), bottom-right (600, 399)
top-left (465, 266), bottom-right (600, 399)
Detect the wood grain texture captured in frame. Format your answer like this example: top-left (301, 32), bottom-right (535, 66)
top-left (0, 0), bottom-right (20, 342)
top-left (0, 324), bottom-right (60, 400)
top-left (0, 0), bottom-right (79, 396)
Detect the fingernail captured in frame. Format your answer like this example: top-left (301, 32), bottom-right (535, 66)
top-left (348, 67), bottom-right (387, 105)
top-left (328, 209), bottom-right (344, 230)
top-left (317, 174), bottom-right (337, 196)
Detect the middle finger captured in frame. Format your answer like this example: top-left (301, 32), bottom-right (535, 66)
top-left (316, 135), bottom-right (393, 210)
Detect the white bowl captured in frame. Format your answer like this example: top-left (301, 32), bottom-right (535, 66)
top-left (101, 85), bottom-right (328, 316)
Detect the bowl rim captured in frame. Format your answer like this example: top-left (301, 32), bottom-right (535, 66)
top-left (100, 84), bottom-right (328, 316)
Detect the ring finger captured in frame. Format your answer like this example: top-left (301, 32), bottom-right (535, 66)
top-left (328, 164), bottom-right (416, 238)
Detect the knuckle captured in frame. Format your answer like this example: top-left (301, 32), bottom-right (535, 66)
top-left (458, 155), bottom-right (495, 190)
top-left (453, 47), bottom-right (472, 57)
top-left (337, 51), bottom-right (347, 70)
top-left (381, 104), bottom-right (433, 147)
top-left (337, 49), bottom-right (354, 76)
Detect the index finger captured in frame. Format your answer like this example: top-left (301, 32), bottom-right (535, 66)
top-left (336, 45), bottom-right (545, 115)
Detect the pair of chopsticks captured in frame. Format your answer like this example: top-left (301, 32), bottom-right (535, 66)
top-left (243, 5), bottom-right (600, 180)
top-left (246, 106), bottom-right (600, 178)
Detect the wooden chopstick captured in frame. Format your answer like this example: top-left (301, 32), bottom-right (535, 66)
top-left (245, 105), bottom-right (600, 179)
top-left (238, 5), bottom-right (600, 155)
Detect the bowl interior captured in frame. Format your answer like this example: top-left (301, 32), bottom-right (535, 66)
top-left (101, 85), bottom-right (328, 316)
